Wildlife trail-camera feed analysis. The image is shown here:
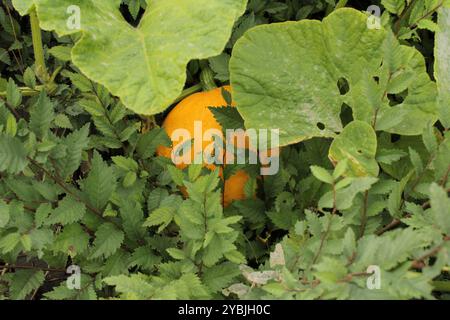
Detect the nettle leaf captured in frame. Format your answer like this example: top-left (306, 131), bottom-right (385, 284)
top-left (230, 8), bottom-right (437, 146)
top-left (8, 270), bottom-right (45, 300)
top-left (435, 7), bottom-right (450, 127)
top-left (90, 222), bottom-right (124, 259)
top-left (0, 200), bottom-right (10, 228)
top-left (46, 196), bottom-right (86, 225)
top-left (29, 91), bottom-right (54, 139)
top-left (329, 121), bottom-right (379, 177)
top-left (202, 262), bottom-right (240, 292)
top-left (44, 274), bottom-right (97, 300)
top-left (103, 274), bottom-right (155, 299)
top-left (81, 151), bottom-right (116, 211)
top-left (429, 183), bottom-right (450, 234)
top-left (53, 223), bottom-right (90, 256)
top-left (12, 0), bottom-right (34, 16)
top-left (0, 133), bottom-right (28, 174)
top-left (34, 0), bottom-right (247, 115)
top-left (55, 124), bottom-right (90, 178)
top-left (319, 177), bottom-right (378, 210)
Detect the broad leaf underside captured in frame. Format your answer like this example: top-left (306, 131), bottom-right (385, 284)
top-left (230, 8), bottom-right (438, 146)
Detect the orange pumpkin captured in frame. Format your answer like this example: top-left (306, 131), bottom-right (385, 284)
top-left (157, 86), bottom-right (253, 207)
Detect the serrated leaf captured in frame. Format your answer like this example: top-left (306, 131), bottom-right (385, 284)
top-left (90, 222), bottom-right (124, 259)
top-left (54, 114), bottom-right (73, 129)
top-left (46, 196), bottom-right (86, 225)
top-left (0, 232), bottom-right (20, 253)
top-left (209, 53), bottom-right (231, 82)
top-left (376, 148), bottom-right (408, 164)
top-left (202, 262), bottom-right (240, 292)
top-left (23, 67), bottom-right (36, 89)
top-left (128, 246), bottom-right (161, 270)
top-left (209, 106), bottom-right (245, 133)
top-left (422, 123), bottom-right (438, 154)
top-left (6, 78), bottom-right (21, 108)
top-left (166, 248), bottom-right (186, 260)
top-left (0, 133), bottom-right (28, 174)
top-left (112, 156), bottom-right (138, 172)
top-left (55, 124), bottom-right (90, 178)
top-left (103, 274), bottom-right (154, 299)
top-left (329, 121), bottom-right (379, 177)
top-left (0, 48), bottom-right (11, 65)
top-left (144, 207), bottom-right (176, 233)
top-left (0, 200), bottom-right (10, 228)
top-left (167, 165), bottom-right (184, 185)
top-left (5, 113), bottom-right (17, 137)
top-left (137, 127), bottom-right (170, 159)
top-left (81, 151), bottom-right (116, 210)
top-left (44, 275), bottom-right (96, 300)
top-left (409, 147), bottom-right (424, 175)
top-left (147, 188), bottom-right (169, 212)
top-left (319, 177), bottom-right (378, 210)
top-left (34, 0), bottom-right (247, 115)
top-left (429, 183), bottom-right (450, 234)
top-left (54, 223), bottom-right (90, 256)
top-left (388, 172), bottom-right (413, 218)
top-left (8, 270), bottom-right (45, 300)
top-left (29, 91), bottom-right (55, 139)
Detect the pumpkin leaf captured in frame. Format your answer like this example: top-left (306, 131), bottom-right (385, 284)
top-left (435, 7), bottom-right (450, 128)
top-left (34, 0), bottom-right (247, 115)
top-left (12, 0), bottom-right (34, 15)
top-left (329, 121), bottom-right (379, 177)
top-left (230, 8), bottom-right (438, 146)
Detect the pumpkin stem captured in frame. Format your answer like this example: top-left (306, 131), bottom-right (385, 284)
top-left (30, 7), bottom-right (50, 83)
top-left (199, 60), bottom-right (217, 91)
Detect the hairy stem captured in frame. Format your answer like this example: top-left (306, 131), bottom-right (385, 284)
top-left (29, 8), bottom-right (49, 82)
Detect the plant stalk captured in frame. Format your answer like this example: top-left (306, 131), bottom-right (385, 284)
top-left (172, 83), bottom-right (203, 104)
top-left (199, 60), bottom-right (217, 91)
top-left (29, 7), bottom-right (49, 82)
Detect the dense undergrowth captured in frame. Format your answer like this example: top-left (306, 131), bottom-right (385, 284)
top-left (0, 0), bottom-right (449, 300)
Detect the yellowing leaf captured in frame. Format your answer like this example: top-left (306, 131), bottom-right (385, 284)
top-left (329, 121), bottom-right (379, 177)
top-left (34, 0), bottom-right (247, 115)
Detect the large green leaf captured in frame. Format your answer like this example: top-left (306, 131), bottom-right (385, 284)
top-left (329, 121), bottom-right (379, 177)
top-left (435, 7), bottom-right (450, 128)
top-left (34, 0), bottom-right (247, 115)
top-left (230, 8), bottom-right (438, 146)
top-left (12, 0), bottom-right (34, 15)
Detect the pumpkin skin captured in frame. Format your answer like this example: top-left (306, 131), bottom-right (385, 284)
top-left (157, 86), bottom-right (252, 207)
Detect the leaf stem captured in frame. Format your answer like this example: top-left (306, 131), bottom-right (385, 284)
top-left (199, 60), bottom-right (217, 91)
top-left (359, 191), bottom-right (369, 239)
top-left (29, 7), bottom-right (49, 82)
top-left (172, 83), bottom-right (203, 104)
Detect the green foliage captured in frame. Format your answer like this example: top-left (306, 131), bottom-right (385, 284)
top-left (0, 0), bottom-right (449, 301)
top-left (25, 0), bottom-right (247, 115)
top-left (230, 8), bottom-right (438, 146)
